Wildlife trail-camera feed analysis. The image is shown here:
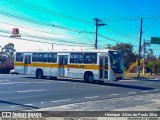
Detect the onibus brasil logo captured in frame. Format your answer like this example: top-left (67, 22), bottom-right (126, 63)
top-left (10, 28), bottom-right (21, 38)
top-left (2, 112), bottom-right (42, 118)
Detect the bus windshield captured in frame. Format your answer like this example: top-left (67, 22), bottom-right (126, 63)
top-left (109, 51), bottom-right (123, 73)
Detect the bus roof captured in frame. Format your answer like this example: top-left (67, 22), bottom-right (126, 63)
top-left (16, 49), bottom-right (119, 53)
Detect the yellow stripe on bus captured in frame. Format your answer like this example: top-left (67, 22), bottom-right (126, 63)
top-left (15, 62), bottom-right (24, 66)
top-left (31, 63), bottom-right (59, 68)
top-left (67, 64), bottom-right (99, 70)
top-left (15, 62), bottom-right (58, 68)
top-left (15, 62), bottom-right (100, 70)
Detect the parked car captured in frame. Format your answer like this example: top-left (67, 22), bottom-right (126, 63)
top-left (10, 69), bottom-right (19, 75)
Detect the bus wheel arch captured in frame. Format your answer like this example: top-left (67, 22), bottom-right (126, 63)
top-left (36, 68), bottom-right (43, 79)
top-left (84, 71), bottom-right (94, 83)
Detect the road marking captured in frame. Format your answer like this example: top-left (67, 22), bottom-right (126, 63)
top-left (0, 81), bottom-right (56, 85)
top-left (51, 99), bottom-right (71, 103)
top-left (85, 96), bottom-right (99, 99)
top-left (153, 89), bottom-right (160, 92)
top-left (0, 79), bottom-right (9, 82)
top-left (109, 94), bottom-right (118, 96)
top-left (114, 98), bottom-right (119, 100)
top-left (11, 105), bottom-right (21, 108)
top-left (142, 90), bottom-right (150, 93)
top-left (17, 89), bottom-right (46, 93)
top-left (128, 92), bottom-right (136, 94)
top-left (0, 82), bottom-right (33, 85)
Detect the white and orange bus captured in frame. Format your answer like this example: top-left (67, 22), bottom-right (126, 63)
top-left (14, 49), bottom-right (124, 83)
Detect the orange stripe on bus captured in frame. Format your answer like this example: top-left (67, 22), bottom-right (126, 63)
top-left (67, 64), bottom-right (99, 70)
top-left (15, 62), bottom-right (24, 66)
top-left (31, 63), bottom-right (59, 68)
top-left (15, 62), bottom-right (100, 70)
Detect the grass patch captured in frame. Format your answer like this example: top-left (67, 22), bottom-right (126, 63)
top-left (124, 73), bottom-right (156, 79)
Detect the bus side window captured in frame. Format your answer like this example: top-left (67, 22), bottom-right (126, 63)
top-left (48, 53), bottom-right (57, 63)
top-left (84, 53), bottom-right (97, 64)
top-left (38, 53), bottom-right (44, 62)
top-left (70, 53), bottom-right (83, 63)
top-left (43, 53), bottom-right (48, 62)
top-left (105, 57), bottom-right (108, 70)
top-left (16, 53), bottom-right (24, 62)
top-left (32, 53), bottom-right (38, 62)
top-left (64, 56), bottom-right (68, 65)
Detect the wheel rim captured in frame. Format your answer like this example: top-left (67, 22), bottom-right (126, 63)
top-left (88, 75), bottom-right (94, 82)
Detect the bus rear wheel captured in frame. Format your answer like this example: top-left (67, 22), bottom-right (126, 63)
top-left (84, 73), bottom-right (94, 83)
top-left (36, 69), bottom-right (43, 79)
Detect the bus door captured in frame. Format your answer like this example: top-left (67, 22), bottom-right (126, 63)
top-left (99, 56), bottom-right (108, 80)
top-left (24, 55), bottom-right (31, 74)
top-left (58, 55), bottom-right (68, 77)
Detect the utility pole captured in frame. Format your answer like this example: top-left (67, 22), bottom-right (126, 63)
top-left (52, 44), bottom-right (54, 50)
top-left (94, 18), bottom-right (106, 49)
top-left (137, 18), bottom-right (143, 78)
top-left (143, 39), bottom-right (145, 75)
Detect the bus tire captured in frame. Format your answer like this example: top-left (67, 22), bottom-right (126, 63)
top-left (36, 69), bottom-right (43, 79)
top-left (84, 72), bottom-right (94, 83)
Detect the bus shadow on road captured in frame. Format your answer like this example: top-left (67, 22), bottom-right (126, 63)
top-left (101, 82), bottom-right (154, 90)
top-left (0, 100), bottom-right (39, 110)
top-left (23, 77), bottom-right (84, 83)
top-left (56, 78), bottom-right (155, 90)
top-left (138, 79), bottom-right (160, 82)
top-left (23, 77), bottom-right (155, 91)
top-left (124, 78), bottom-right (160, 82)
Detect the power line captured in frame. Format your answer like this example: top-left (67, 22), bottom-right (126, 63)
top-left (0, 10), bottom-right (51, 26)
top-left (98, 34), bottom-right (121, 43)
top-left (102, 15), bottom-right (160, 22)
top-left (143, 17), bottom-right (160, 32)
top-left (107, 26), bottom-right (138, 40)
top-left (0, 34), bottom-right (92, 47)
top-left (0, 24), bottom-right (139, 49)
top-left (98, 34), bottom-right (139, 48)
top-left (0, 25), bottom-right (94, 44)
top-left (0, 10), bottom-right (92, 33)
top-left (0, 29), bottom-right (93, 46)
top-left (0, 11), bottom-right (140, 47)
top-left (0, 21), bottom-right (94, 44)
top-left (5, 0), bottom-right (93, 25)
top-left (79, 32), bottom-right (94, 45)
top-left (0, 21), bottom-right (74, 38)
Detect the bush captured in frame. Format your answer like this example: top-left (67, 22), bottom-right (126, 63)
top-left (0, 62), bottom-right (14, 74)
top-left (128, 64), bottom-right (137, 73)
top-left (128, 59), bottom-right (143, 73)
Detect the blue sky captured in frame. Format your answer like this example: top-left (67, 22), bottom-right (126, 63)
top-left (0, 0), bottom-right (160, 56)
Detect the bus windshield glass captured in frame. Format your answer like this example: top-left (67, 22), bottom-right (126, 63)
top-left (109, 51), bottom-right (123, 73)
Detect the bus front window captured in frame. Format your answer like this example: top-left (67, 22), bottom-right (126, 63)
top-left (109, 51), bottom-right (123, 73)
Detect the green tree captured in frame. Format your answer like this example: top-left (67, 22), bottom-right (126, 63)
top-left (147, 58), bottom-right (160, 75)
top-left (1, 43), bottom-right (15, 59)
top-left (106, 43), bottom-right (137, 69)
top-left (145, 48), bottom-right (156, 62)
top-left (128, 59), bottom-right (143, 73)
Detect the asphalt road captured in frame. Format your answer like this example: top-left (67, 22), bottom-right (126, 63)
top-left (0, 74), bottom-right (160, 111)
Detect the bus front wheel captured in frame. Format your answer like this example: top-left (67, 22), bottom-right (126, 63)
top-left (36, 69), bottom-right (43, 79)
top-left (84, 73), bottom-right (94, 83)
